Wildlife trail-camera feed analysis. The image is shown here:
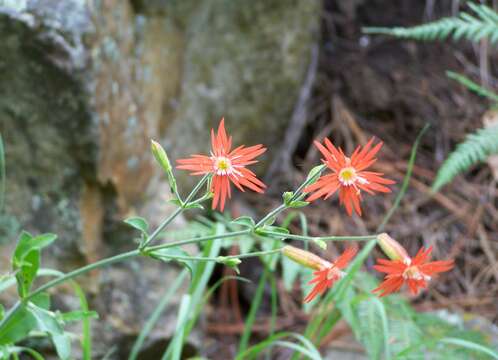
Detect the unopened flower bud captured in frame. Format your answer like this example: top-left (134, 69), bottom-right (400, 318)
top-left (151, 139), bottom-right (177, 194)
top-left (151, 140), bottom-right (172, 171)
top-left (281, 245), bottom-right (330, 271)
top-left (377, 233), bottom-right (409, 261)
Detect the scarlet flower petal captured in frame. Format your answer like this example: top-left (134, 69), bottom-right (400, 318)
top-left (373, 276), bottom-right (404, 297)
top-left (418, 260), bottom-right (454, 275)
top-left (334, 247), bottom-right (358, 269)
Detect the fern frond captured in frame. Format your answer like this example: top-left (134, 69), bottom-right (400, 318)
top-left (447, 71), bottom-right (498, 102)
top-left (433, 124), bottom-right (498, 191)
top-left (363, 3), bottom-right (498, 44)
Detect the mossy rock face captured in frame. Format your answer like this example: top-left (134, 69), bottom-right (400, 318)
top-left (0, 0), bottom-right (320, 251)
top-left (166, 0), bottom-right (320, 176)
top-left (0, 5), bottom-right (95, 257)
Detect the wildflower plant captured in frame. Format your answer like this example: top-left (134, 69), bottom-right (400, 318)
top-left (0, 120), bottom-right (496, 360)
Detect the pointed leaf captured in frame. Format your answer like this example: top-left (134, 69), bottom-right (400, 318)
top-left (13, 232), bottom-right (57, 266)
top-left (124, 217), bottom-right (149, 236)
top-left (27, 303), bottom-right (71, 360)
top-left (288, 200), bottom-right (309, 209)
top-left (15, 249), bottom-right (40, 298)
top-left (231, 216), bottom-right (255, 229)
top-left (150, 247), bottom-right (194, 275)
top-left (0, 293), bottom-right (50, 345)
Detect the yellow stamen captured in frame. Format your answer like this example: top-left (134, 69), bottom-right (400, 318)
top-left (217, 158), bottom-right (230, 170)
top-left (338, 167), bottom-right (357, 185)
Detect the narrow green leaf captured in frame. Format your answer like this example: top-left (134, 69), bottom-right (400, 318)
top-left (0, 345), bottom-right (45, 360)
top-left (239, 269), bottom-right (268, 353)
top-left (166, 294), bottom-right (191, 360)
top-left (378, 124), bottom-right (429, 231)
top-left (184, 276), bottom-right (250, 340)
top-left (447, 71), bottom-right (498, 102)
top-left (129, 270), bottom-right (188, 360)
top-left (440, 338), bottom-right (498, 359)
top-left (334, 239), bottom-right (377, 302)
top-left (0, 134), bottom-right (5, 213)
top-left (236, 332), bottom-right (322, 360)
top-left (162, 224), bottom-right (223, 359)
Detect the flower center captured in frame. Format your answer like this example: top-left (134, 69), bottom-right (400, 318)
top-left (326, 266), bottom-right (345, 281)
top-left (214, 156), bottom-right (232, 175)
top-left (402, 265), bottom-right (430, 281)
top-left (338, 167), bottom-right (357, 186)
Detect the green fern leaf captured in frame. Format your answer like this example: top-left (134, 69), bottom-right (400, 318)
top-left (363, 4), bottom-right (498, 45)
top-left (446, 71), bottom-right (498, 102)
top-left (433, 125), bottom-right (498, 191)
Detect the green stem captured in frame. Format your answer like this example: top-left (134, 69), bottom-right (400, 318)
top-left (377, 124), bottom-right (429, 232)
top-left (29, 250), bottom-right (139, 301)
top-left (146, 229), bottom-right (251, 252)
top-left (255, 204), bottom-right (286, 228)
top-left (0, 250), bottom-right (139, 330)
top-left (234, 249), bottom-right (281, 259)
top-left (291, 165), bottom-right (325, 200)
top-left (0, 228), bottom-right (248, 330)
top-left (141, 207), bottom-right (183, 249)
top-left (151, 249), bottom-right (282, 262)
top-left (259, 230), bottom-right (377, 242)
top-left (254, 165), bottom-right (325, 228)
top-left (141, 174), bottom-right (210, 248)
top-left (183, 174), bottom-right (210, 204)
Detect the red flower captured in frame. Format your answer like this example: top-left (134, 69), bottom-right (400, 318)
top-left (304, 137), bottom-right (394, 216)
top-left (373, 246), bottom-right (454, 297)
top-left (304, 247), bottom-right (358, 303)
top-left (176, 118), bottom-right (266, 211)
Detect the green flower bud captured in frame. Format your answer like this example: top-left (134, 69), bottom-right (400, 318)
top-left (377, 233), bottom-right (409, 261)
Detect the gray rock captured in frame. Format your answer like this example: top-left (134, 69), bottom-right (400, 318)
top-left (0, 0), bottom-right (320, 355)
